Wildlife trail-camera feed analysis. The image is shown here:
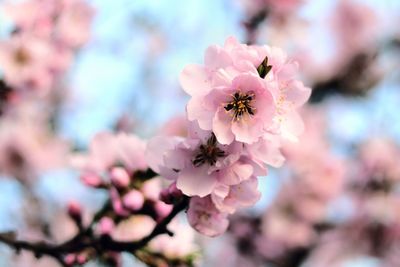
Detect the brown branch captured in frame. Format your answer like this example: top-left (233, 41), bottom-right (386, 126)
top-left (243, 9), bottom-right (268, 45)
top-left (0, 190), bottom-right (189, 266)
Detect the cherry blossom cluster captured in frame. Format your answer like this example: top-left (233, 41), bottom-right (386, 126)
top-left (71, 132), bottom-right (198, 266)
top-left (0, 0), bottom-right (94, 181)
top-left (75, 132), bottom-right (175, 222)
top-left (0, 100), bottom-right (68, 181)
top-left (0, 0), bottom-right (93, 96)
top-left (147, 36), bottom-right (311, 236)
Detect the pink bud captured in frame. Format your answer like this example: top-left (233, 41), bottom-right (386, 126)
top-left (159, 188), bottom-right (172, 204)
top-left (110, 188), bottom-right (129, 217)
top-left (81, 173), bottom-right (103, 187)
top-left (98, 217), bottom-right (115, 236)
top-left (110, 167), bottom-right (130, 188)
top-left (67, 201), bottom-right (81, 220)
top-left (64, 254), bottom-right (76, 265)
top-left (122, 189), bottom-right (144, 211)
top-left (168, 182), bottom-right (183, 198)
top-left (154, 201), bottom-right (173, 221)
top-left (77, 253), bottom-right (87, 264)
top-left (159, 182), bottom-right (183, 204)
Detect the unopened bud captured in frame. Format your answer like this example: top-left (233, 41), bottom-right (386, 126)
top-left (67, 201), bottom-right (82, 222)
top-left (160, 182), bottom-right (183, 204)
top-left (110, 167), bottom-right (130, 188)
top-left (98, 217), bottom-right (115, 236)
top-left (159, 188), bottom-right (172, 204)
top-left (64, 254), bottom-right (76, 266)
top-left (77, 253), bottom-right (87, 265)
top-left (122, 189), bottom-right (144, 211)
top-left (154, 201), bottom-right (173, 221)
top-left (168, 182), bottom-right (183, 199)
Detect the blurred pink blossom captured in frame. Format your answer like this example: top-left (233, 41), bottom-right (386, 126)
top-left (187, 196), bottom-right (229, 237)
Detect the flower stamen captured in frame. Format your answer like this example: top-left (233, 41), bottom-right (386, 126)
top-left (192, 133), bottom-right (225, 167)
top-left (224, 91), bottom-right (256, 121)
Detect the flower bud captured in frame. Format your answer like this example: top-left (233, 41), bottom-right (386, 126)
top-left (64, 254), bottom-right (76, 265)
top-left (110, 167), bottom-right (130, 188)
top-left (77, 253), bottom-right (87, 264)
top-left (97, 217), bottom-right (115, 236)
top-left (122, 189), bottom-right (144, 211)
top-left (159, 188), bottom-right (173, 204)
top-left (154, 201), bottom-right (173, 221)
top-left (160, 182), bottom-right (183, 204)
top-left (67, 200), bottom-right (82, 222)
top-left (168, 182), bottom-right (183, 199)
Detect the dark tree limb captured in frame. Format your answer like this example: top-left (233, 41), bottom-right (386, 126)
top-left (0, 193), bottom-right (189, 266)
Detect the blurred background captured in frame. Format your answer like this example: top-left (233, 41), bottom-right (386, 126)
top-left (0, 0), bottom-right (400, 266)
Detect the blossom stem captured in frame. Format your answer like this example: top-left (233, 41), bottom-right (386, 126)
top-left (0, 174), bottom-right (189, 266)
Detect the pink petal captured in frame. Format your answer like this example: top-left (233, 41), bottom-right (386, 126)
top-left (231, 118), bottom-right (263, 144)
top-left (213, 108), bottom-right (235, 145)
top-left (230, 177), bottom-right (261, 206)
top-left (176, 165), bottom-right (217, 197)
top-left (247, 135), bottom-right (285, 167)
top-left (204, 45), bottom-right (232, 70)
top-left (187, 196), bottom-right (229, 237)
top-left (285, 80), bottom-right (311, 108)
top-left (186, 97), bottom-right (213, 130)
top-left (116, 133), bottom-right (147, 171)
top-left (145, 136), bottom-right (180, 174)
top-left (179, 64), bottom-right (211, 96)
top-left (281, 111), bottom-right (305, 142)
top-left (218, 162), bottom-right (253, 186)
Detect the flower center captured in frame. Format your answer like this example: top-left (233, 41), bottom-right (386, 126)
top-left (224, 91), bottom-right (255, 120)
top-left (14, 48), bottom-right (30, 65)
top-left (192, 133), bottom-right (225, 167)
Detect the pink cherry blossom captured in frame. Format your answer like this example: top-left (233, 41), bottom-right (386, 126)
top-left (331, 0), bottom-right (378, 54)
top-left (0, 102), bottom-right (68, 180)
top-left (180, 36), bottom-right (310, 145)
top-left (187, 196), bottom-right (229, 237)
top-left (73, 132), bottom-right (147, 175)
top-left (3, 0), bottom-right (57, 37)
top-left (147, 126), bottom-right (265, 203)
top-left (4, 0), bottom-right (94, 49)
top-left (0, 34), bottom-right (55, 95)
top-left (56, 0), bottom-right (95, 48)
top-left (211, 177), bottom-right (261, 214)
